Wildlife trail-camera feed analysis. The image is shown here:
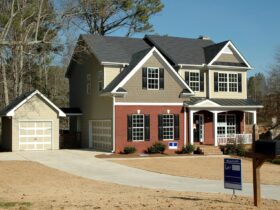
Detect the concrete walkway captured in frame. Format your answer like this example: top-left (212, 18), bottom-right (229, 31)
top-left (1, 150), bottom-right (279, 201)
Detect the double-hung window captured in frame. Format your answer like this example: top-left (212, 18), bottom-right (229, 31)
top-left (216, 73), bottom-right (240, 92)
top-left (131, 114), bottom-right (144, 141)
top-left (218, 73), bottom-right (227, 92)
top-left (162, 114), bottom-right (174, 140)
top-left (189, 72), bottom-right (200, 91)
top-left (217, 114), bottom-right (236, 137)
top-left (86, 74), bottom-right (91, 95)
top-left (228, 74), bottom-right (238, 92)
top-left (147, 67), bottom-right (159, 89)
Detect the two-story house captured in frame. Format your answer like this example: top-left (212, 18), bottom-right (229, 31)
top-left (66, 35), bottom-right (262, 153)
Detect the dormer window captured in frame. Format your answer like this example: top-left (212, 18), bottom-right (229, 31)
top-left (142, 67), bottom-right (164, 90)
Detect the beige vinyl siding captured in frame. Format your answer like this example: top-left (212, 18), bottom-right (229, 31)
top-left (12, 95), bottom-right (60, 151)
top-left (216, 52), bottom-right (243, 63)
top-left (69, 52), bottom-right (113, 147)
top-left (209, 70), bottom-right (247, 99)
top-left (104, 67), bottom-right (122, 88)
top-left (116, 52), bottom-right (186, 103)
top-left (1, 117), bottom-right (12, 151)
top-left (177, 68), bottom-right (207, 98)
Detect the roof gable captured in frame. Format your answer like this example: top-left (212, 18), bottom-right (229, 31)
top-left (207, 41), bottom-right (252, 69)
top-left (194, 99), bottom-right (220, 107)
top-left (109, 47), bottom-right (194, 95)
top-left (0, 90), bottom-right (66, 117)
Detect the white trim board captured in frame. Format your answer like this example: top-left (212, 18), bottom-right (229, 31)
top-left (5, 90), bottom-right (66, 117)
top-left (111, 47), bottom-right (194, 95)
top-left (114, 102), bottom-right (184, 106)
top-left (208, 41), bottom-right (252, 69)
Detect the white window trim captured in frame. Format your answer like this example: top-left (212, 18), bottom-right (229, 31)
top-left (132, 114), bottom-right (145, 141)
top-left (218, 72), bottom-right (239, 93)
top-left (162, 114), bottom-right (174, 141)
top-left (188, 71), bottom-right (200, 92)
top-left (228, 73), bottom-right (238, 92)
top-left (147, 67), bottom-right (160, 90)
top-left (217, 114), bottom-right (236, 137)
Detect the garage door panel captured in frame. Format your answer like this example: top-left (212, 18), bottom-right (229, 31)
top-left (19, 121), bottom-right (52, 151)
top-left (91, 120), bottom-right (112, 152)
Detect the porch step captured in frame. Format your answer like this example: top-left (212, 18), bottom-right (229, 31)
top-left (194, 144), bottom-right (223, 155)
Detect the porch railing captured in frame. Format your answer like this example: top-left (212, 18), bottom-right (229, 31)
top-left (218, 134), bottom-right (252, 145)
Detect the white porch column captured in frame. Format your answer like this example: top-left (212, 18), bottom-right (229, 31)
top-left (184, 107), bottom-right (187, 147)
top-left (213, 111), bottom-right (218, 146)
top-left (189, 110), bottom-right (194, 145)
top-left (246, 110), bottom-right (257, 125)
top-left (253, 111), bottom-right (257, 125)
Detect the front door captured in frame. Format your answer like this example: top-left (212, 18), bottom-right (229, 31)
top-left (193, 114), bottom-right (204, 142)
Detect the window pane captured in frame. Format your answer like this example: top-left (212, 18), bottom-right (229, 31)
top-left (229, 74), bottom-right (238, 92)
top-left (218, 73), bottom-right (227, 92)
top-left (189, 72), bottom-right (200, 91)
top-left (132, 115), bottom-right (144, 141)
top-left (147, 68), bottom-right (159, 89)
top-left (162, 114), bottom-right (174, 140)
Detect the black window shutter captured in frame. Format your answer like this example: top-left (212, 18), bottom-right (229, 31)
top-left (200, 72), bottom-right (204, 92)
top-left (127, 115), bottom-right (132, 141)
top-left (185, 71), bottom-right (189, 85)
top-left (174, 114), bottom-right (180, 140)
top-left (238, 73), bottom-right (242, 92)
top-left (159, 68), bottom-right (164, 89)
top-left (158, 114), bottom-right (163, 140)
top-left (144, 115), bottom-right (150, 141)
top-left (214, 72), bottom-right (218, 92)
top-left (142, 68), bottom-right (147, 89)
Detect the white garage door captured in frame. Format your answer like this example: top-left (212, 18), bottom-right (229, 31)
top-left (90, 120), bottom-right (112, 151)
top-left (19, 121), bottom-right (52, 150)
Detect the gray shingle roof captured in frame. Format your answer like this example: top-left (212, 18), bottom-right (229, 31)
top-left (203, 41), bottom-right (228, 64)
top-left (102, 48), bottom-right (152, 93)
top-left (185, 98), bottom-right (262, 107)
top-left (81, 35), bottom-right (150, 63)
top-left (0, 90), bottom-right (37, 116)
top-left (144, 35), bottom-right (215, 65)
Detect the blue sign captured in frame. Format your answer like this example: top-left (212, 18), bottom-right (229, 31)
top-left (224, 158), bottom-right (242, 190)
top-left (168, 142), bottom-right (178, 150)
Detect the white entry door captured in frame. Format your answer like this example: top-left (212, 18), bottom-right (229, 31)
top-left (19, 121), bottom-right (52, 150)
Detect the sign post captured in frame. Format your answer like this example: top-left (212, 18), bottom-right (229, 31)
top-left (224, 158), bottom-right (242, 197)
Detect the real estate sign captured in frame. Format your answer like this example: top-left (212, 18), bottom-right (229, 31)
top-left (224, 158), bottom-right (242, 190)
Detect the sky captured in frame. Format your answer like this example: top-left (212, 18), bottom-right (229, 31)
top-left (116, 0), bottom-right (280, 77)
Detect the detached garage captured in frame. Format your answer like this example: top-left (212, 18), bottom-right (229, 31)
top-left (0, 90), bottom-right (65, 151)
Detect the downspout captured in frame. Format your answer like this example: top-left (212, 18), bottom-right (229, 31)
top-left (112, 96), bottom-right (116, 153)
top-left (184, 107), bottom-right (187, 147)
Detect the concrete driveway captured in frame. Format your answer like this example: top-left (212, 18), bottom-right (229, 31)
top-left (1, 149), bottom-right (279, 201)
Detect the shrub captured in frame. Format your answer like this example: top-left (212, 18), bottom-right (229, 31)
top-left (193, 147), bottom-right (204, 155)
top-left (147, 142), bottom-right (166, 154)
top-left (176, 145), bottom-right (195, 154)
top-left (271, 158), bottom-right (280, 165)
top-left (223, 142), bottom-right (246, 156)
top-left (123, 146), bottom-right (136, 154)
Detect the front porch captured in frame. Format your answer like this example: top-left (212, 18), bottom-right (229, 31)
top-left (184, 98), bottom-right (260, 147)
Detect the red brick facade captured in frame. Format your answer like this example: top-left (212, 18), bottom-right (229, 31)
top-left (115, 106), bottom-right (186, 153)
top-left (114, 106), bottom-right (245, 153)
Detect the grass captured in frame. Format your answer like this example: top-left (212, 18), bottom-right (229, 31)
top-left (0, 201), bottom-right (32, 208)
